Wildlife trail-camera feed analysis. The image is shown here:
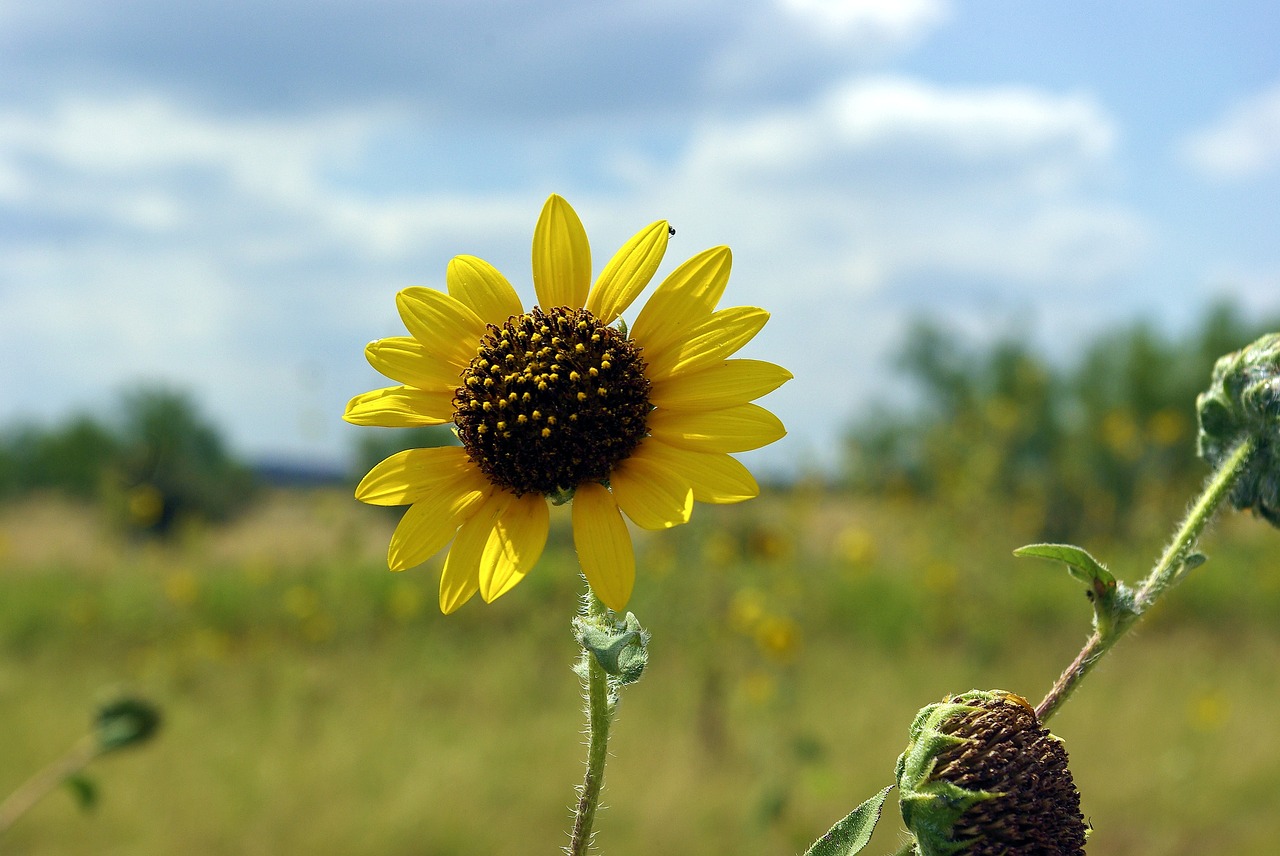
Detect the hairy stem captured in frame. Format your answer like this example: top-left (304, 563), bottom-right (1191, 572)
top-left (568, 595), bottom-right (613, 856)
top-left (0, 736), bottom-right (99, 835)
top-left (1036, 437), bottom-right (1255, 723)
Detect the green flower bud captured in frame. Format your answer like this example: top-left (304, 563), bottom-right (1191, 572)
top-left (95, 696), bottom-right (162, 753)
top-left (1197, 332), bottom-right (1280, 526)
top-left (896, 690), bottom-right (1086, 856)
top-left (573, 611), bottom-right (649, 686)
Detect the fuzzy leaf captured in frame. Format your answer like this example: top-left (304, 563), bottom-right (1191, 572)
top-left (802, 784), bottom-right (894, 856)
top-left (1014, 543), bottom-right (1137, 637)
top-left (573, 612), bottom-right (649, 686)
top-left (64, 774), bottom-right (98, 812)
top-left (1014, 543), bottom-right (1115, 591)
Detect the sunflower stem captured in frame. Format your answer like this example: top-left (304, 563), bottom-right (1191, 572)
top-left (0, 736), bottom-right (99, 835)
top-left (1035, 437), bottom-right (1256, 723)
top-left (568, 591), bottom-right (615, 856)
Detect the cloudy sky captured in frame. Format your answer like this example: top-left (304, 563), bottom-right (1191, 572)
top-left (2, 0), bottom-right (1278, 475)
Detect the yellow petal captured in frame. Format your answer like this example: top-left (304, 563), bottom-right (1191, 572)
top-left (479, 493), bottom-right (550, 603)
top-left (446, 255), bottom-right (524, 326)
top-left (585, 219), bottom-right (669, 324)
top-left (531, 194), bottom-right (591, 309)
top-left (610, 448), bottom-right (694, 530)
top-left (356, 447), bottom-right (484, 506)
top-left (647, 403), bottom-right (787, 453)
top-left (643, 306), bottom-right (769, 381)
top-left (365, 337), bottom-right (464, 393)
top-left (343, 386), bottom-right (455, 427)
top-left (639, 440), bottom-right (759, 504)
top-left (439, 491), bottom-right (510, 614)
top-left (438, 557), bottom-right (480, 615)
top-left (572, 483), bottom-right (635, 611)
top-left (630, 246), bottom-right (731, 356)
top-left (649, 359), bottom-right (793, 411)
top-left (388, 482), bottom-right (490, 572)
top-left (396, 287), bottom-right (486, 368)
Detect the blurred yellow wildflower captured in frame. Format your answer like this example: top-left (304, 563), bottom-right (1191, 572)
top-left (754, 614), bottom-right (801, 663)
top-left (834, 524), bottom-right (877, 567)
top-left (346, 195), bottom-right (791, 612)
top-left (283, 584), bottom-right (320, 620)
top-left (163, 568), bottom-right (200, 607)
top-left (127, 483), bottom-right (165, 528)
top-left (1189, 689), bottom-right (1230, 732)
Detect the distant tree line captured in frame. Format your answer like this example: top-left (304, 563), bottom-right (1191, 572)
top-left (0, 387), bottom-right (255, 535)
top-left (844, 301), bottom-right (1280, 541)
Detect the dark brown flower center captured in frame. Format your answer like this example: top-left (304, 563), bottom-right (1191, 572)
top-left (454, 306), bottom-right (651, 496)
top-left (934, 694), bottom-right (1087, 856)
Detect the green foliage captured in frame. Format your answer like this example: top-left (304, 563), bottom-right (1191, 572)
top-left (0, 417), bottom-right (119, 500)
top-left (1196, 332), bottom-right (1280, 526)
top-left (801, 785), bottom-right (893, 856)
top-left (2, 492), bottom-right (1279, 854)
top-left (109, 387), bottom-right (256, 535)
top-left (845, 301), bottom-right (1280, 540)
top-left (0, 386), bottom-right (255, 535)
top-left (94, 696), bottom-right (162, 753)
top-left (63, 775), bottom-right (98, 813)
top-left (1014, 544), bottom-right (1136, 639)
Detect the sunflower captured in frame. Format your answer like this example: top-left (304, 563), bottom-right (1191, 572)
top-left (345, 195), bottom-right (790, 613)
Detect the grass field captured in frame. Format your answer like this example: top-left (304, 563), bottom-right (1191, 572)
top-left (2, 488), bottom-right (1278, 854)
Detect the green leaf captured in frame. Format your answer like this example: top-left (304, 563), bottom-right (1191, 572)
top-left (802, 784), bottom-right (894, 856)
top-left (64, 774), bottom-right (98, 812)
top-left (1013, 543), bottom-right (1115, 593)
top-left (95, 696), bottom-right (162, 753)
top-left (573, 612), bottom-right (649, 685)
top-left (1014, 543), bottom-right (1138, 638)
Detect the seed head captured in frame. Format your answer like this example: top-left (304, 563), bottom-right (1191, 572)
top-left (896, 690), bottom-right (1087, 856)
top-left (454, 306), bottom-right (651, 496)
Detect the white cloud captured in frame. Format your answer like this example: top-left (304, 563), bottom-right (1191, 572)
top-left (635, 76), bottom-right (1137, 299)
top-left (776, 0), bottom-right (950, 44)
top-left (1180, 81), bottom-right (1280, 179)
top-left (680, 77), bottom-right (1114, 178)
top-left (0, 76), bottom-right (1152, 472)
top-left (600, 75), bottom-right (1148, 471)
top-left (0, 97), bottom-right (373, 230)
top-left (0, 97), bottom-right (538, 262)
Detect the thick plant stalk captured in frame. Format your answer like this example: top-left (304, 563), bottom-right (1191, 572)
top-left (1036, 437), bottom-right (1255, 723)
top-left (0, 737), bottom-right (98, 835)
top-left (568, 647), bottom-right (612, 855)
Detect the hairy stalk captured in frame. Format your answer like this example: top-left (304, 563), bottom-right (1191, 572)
top-left (568, 595), bottom-right (614, 856)
top-left (1036, 437), bottom-right (1256, 723)
top-left (0, 736), bottom-right (98, 835)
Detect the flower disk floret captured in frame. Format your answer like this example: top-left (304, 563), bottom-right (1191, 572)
top-left (345, 195), bottom-right (792, 613)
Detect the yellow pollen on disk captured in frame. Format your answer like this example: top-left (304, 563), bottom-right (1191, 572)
top-left (454, 306), bottom-right (652, 496)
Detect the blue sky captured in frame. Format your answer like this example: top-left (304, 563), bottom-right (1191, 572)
top-left (2, 0), bottom-right (1278, 475)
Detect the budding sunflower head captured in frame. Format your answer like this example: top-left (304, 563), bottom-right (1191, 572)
top-left (896, 690), bottom-right (1086, 856)
top-left (1196, 332), bottom-right (1280, 526)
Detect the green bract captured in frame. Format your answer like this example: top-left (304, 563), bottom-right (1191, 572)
top-left (896, 690), bottom-right (1086, 856)
top-left (1197, 332), bottom-right (1280, 526)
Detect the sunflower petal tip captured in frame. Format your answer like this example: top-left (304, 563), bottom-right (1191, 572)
top-left (601, 593), bottom-right (629, 612)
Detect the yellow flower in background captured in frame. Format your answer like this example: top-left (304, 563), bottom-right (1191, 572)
top-left (345, 195), bottom-right (791, 613)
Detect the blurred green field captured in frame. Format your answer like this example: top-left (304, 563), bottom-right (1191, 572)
top-left (2, 487), bottom-right (1279, 855)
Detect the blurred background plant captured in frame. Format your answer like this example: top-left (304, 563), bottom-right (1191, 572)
top-left (845, 301), bottom-right (1279, 544)
top-left (3, 303), bottom-right (1279, 854)
top-left (0, 386), bottom-right (255, 537)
